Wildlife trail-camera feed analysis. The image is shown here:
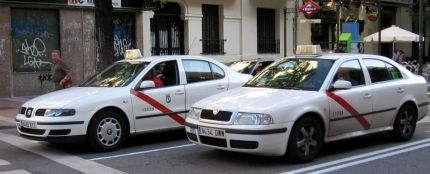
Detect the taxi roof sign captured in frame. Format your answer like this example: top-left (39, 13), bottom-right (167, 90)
top-left (295, 45), bottom-right (322, 56)
top-left (124, 49), bottom-right (142, 59)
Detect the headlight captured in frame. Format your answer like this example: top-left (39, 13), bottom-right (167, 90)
top-left (233, 112), bottom-right (273, 125)
top-left (44, 109), bottom-right (76, 117)
top-left (187, 107), bottom-right (202, 120)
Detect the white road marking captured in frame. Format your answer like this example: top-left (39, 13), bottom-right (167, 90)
top-left (0, 159), bottom-right (10, 166)
top-left (90, 144), bottom-right (196, 161)
top-left (281, 138), bottom-right (430, 174)
top-left (0, 170), bottom-right (31, 174)
top-left (0, 133), bottom-right (126, 174)
top-left (309, 143), bottom-right (430, 174)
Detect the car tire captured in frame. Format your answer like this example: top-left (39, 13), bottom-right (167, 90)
top-left (391, 104), bottom-right (417, 141)
top-left (285, 117), bottom-right (323, 163)
top-left (88, 111), bottom-right (127, 152)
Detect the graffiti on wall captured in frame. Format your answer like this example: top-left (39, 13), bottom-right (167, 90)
top-left (113, 14), bottom-right (135, 60)
top-left (11, 9), bottom-right (59, 72)
top-left (16, 38), bottom-right (52, 69)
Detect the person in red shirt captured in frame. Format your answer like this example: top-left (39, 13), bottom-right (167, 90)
top-left (144, 69), bottom-right (164, 87)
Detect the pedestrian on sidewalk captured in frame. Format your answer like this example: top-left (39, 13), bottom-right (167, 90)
top-left (50, 50), bottom-right (72, 90)
top-left (392, 48), bottom-right (400, 62)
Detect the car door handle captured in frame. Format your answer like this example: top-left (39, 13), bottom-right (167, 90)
top-left (397, 88), bottom-right (405, 93)
top-left (175, 90), bottom-right (185, 95)
top-left (364, 93), bottom-right (372, 99)
top-left (216, 85), bottom-right (225, 90)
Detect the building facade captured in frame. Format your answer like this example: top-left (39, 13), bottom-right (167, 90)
top-left (0, 0), bottom-right (426, 97)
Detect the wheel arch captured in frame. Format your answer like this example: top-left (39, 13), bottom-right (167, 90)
top-left (399, 100), bottom-right (418, 118)
top-left (87, 106), bottom-right (131, 137)
top-left (295, 112), bottom-right (326, 141)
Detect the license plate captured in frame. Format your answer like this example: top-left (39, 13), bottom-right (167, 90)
top-left (185, 126), bottom-right (196, 134)
top-left (198, 126), bottom-right (225, 138)
top-left (20, 120), bottom-right (36, 129)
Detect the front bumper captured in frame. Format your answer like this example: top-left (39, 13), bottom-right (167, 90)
top-left (185, 119), bottom-right (293, 156)
top-left (15, 111), bottom-right (91, 142)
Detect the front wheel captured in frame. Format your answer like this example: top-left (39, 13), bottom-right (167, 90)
top-left (88, 111), bottom-right (127, 152)
top-left (285, 117), bottom-right (323, 163)
top-left (391, 104), bottom-right (417, 141)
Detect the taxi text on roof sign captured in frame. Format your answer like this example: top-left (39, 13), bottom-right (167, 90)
top-left (295, 45), bottom-right (322, 55)
top-left (125, 49), bottom-right (142, 59)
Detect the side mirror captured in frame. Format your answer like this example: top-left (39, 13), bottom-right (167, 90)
top-left (331, 80), bottom-right (352, 90)
top-left (139, 80), bottom-right (155, 89)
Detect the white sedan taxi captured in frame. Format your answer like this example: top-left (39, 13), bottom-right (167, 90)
top-left (16, 50), bottom-right (251, 151)
top-left (185, 45), bottom-right (428, 162)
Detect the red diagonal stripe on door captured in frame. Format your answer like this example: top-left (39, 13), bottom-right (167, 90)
top-left (131, 89), bottom-right (185, 125)
top-left (326, 91), bottom-right (370, 129)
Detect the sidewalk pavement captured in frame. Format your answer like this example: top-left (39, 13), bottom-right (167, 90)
top-left (0, 97), bottom-right (33, 128)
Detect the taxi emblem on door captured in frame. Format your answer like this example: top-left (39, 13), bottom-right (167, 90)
top-left (166, 94), bottom-right (171, 103)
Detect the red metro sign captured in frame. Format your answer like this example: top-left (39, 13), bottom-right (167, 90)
top-left (299, 0), bottom-right (321, 18)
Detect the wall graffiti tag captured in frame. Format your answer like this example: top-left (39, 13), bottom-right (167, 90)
top-left (113, 13), bottom-right (135, 60)
top-left (17, 38), bottom-right (52, 69)
top-left (11, 9), bottom-right (59, 72)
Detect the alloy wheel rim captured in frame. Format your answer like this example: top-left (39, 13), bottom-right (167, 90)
top-left (97, 117), bottom-right (122, 146)
top-left (296, 125), bottom-right (318, 156)
top-left (400, 109), bottom-right (413, 136)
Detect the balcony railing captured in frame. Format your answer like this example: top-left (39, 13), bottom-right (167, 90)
top-left (201, 39), bottom-right (226, 55)
top-left (258, 39), bottom-right (280, 54)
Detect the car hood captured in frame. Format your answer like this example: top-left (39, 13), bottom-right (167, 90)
top-left (23, 87), bottom-right (119, 108)
top-left (194, 87), bottom-right (316, 112)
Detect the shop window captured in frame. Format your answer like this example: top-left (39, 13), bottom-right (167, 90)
top-left (257, 8), bottom-right (279, 54)
top-left (202, 4), bottom-right (225, 55)
top-left (11, 9), bottom-right (59, 72)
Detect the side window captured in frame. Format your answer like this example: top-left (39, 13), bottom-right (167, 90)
top-left (363, 59), bottom-right (402, 83)
top-left (143, 60), bottom-right (179, 88)
top-left (334, 59), bottom-right (365, 86)
top-left (183, 60), bottom-right (213, 83)
top-left (386, 63), bottom-right (403, 80)
top-left (210, 63), bottom-right (225, 79)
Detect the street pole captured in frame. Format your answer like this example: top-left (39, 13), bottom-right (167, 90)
top-left (419, 0), bottom-right (423, 72)
top-left (378, 0), bottom-right (381, 55)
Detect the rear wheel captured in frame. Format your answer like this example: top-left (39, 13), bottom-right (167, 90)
top-left (88, 111), bottom-right (126, 152)
top-left (285, 117), bottom-right (323, 163)
top-left (391, 104), bottom-right (417, 141)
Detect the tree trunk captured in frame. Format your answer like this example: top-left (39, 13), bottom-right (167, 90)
top-left (95, 0), bottom-right (114, 72)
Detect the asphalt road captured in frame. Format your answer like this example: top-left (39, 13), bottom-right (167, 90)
top-left (1, 120), bottom-right (430, 174)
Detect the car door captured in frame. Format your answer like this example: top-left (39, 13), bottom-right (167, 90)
top-left (181, 59), bottom-right (229, 110)
top-left (363, 58), bottom-right (405, 128)
top-left (328, 59), bottom-right (373, 136)
top-left (131, 60), bottom-right (186, 132)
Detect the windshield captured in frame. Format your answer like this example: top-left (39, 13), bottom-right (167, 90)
top-left (245, 58), bottom-right (334, 91)
top-left (229, 61), bottom-right (256, 74)
top-left (82, 61), bottom-right (149, 87)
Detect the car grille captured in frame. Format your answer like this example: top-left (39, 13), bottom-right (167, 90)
top-left (199, 136), bottom-right (227, 147)
top-left (35, 109), bottom-right (46, 116)
top-left (186, 132), bottom-right (198, 142)
top-left (200, 109), bottom-right (232, 122)
top-left (230, 140), bottom-right (258, 149)
top-left (19, 127), bottom-right (46, 135)
top-left (25, 107), bottom-right (34, 118)
top-left (49, 129), bottom-right (71, 136)
top-left (20, 107), bottom-right (26, 114)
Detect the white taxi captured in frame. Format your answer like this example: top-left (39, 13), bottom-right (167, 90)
top-left (185, 45), bottom-right (428, 162)
top-left (16, 50), bottom-right (251, 151)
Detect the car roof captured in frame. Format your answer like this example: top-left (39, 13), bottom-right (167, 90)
top-left (117, 55), bottom-right (214, 63)
top-left (289, 53), bottom-right (388, 61)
